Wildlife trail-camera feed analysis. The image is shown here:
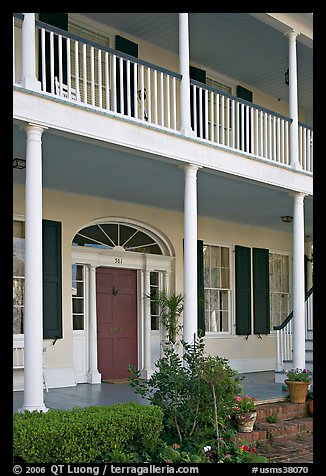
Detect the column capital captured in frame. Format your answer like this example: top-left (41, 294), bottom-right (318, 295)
top-left (284, 30), bottom-right (300, 41)
top-left (24, 123), bottom-right (49, 135)
top-left (289, 191), bottom-right (307, 201)
top-left (180, 163), bottom-right (202, 173)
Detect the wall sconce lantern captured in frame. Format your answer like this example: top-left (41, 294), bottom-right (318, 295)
top-left (284, 69), bottom-right (289, 86)
top-left (281, 215), bottom-right (293, 223)
top-left (13, 157), bottom-right (26, 169)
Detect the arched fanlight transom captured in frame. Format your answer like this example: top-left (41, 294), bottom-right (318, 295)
top-left (72, 223), bottom-right (163, 255)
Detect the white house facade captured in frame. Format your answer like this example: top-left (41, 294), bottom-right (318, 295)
top-left (12, 13), bottom-right (313, 412)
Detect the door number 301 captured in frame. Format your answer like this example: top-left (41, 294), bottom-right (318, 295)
top-left (115, 258), bottom-right (123, 264)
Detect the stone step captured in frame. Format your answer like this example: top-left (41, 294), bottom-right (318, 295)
top-left (256, 401), bottom-right (309, 422)
top-left (231, 401), bottom-right (312, 448)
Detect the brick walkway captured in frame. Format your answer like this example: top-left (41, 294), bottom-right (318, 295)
top-left (256, 432), bottom-right (313, 463)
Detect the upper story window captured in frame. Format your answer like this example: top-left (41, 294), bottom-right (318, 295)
top-left (13, 220), bottom-right (25, 335)
top-left (73, 222), bottom-right (163, 255)
top-left (203, 243), bottom-right (231, 333)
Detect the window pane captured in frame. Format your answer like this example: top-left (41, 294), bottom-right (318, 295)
top-left (210, 246), bottom-right (220, 267)
top-left (73, 314), bottom-right (84, 330)
top-left (221, 268), bottom-right (229, 288)
top-left (77, 281), bottom-right (84, 296)
top-left (73, 298), bottom-right (84, 314)
top-left (13, 278), bottom-right (24, 306)
top-left (211, 267), bottom-right (219, 288)
top-left (151, 315), bottom-right (159, 331)
top-left (13, 307), bottom-right (24, 334)
top-left (221, 247), bottom-right (229, 267)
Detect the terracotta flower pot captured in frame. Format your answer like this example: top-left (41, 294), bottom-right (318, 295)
top-left (285, 380), bottom-right (310, 403)
top-left (235, 411), bottom-right (257, 432)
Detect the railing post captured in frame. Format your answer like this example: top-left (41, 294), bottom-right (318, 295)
top-left (285, 30), bottom-right (301, 170)
top-left (275, 330), bottom-right (282, 372)
top-left (179, 13), bottom-right (194, 137)
top-left (21, 13), bottom-right (41, 91)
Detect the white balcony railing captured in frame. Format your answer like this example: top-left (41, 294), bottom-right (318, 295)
top-left (13, 14), bottom-right (313, 174)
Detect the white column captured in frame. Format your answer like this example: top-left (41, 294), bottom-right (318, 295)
top-left (179, 13), bottom-right (194, 137)
top-left (143, 270), bottom-right (153, 378)
top-left (87, 265), bottom-right (101, 384)
top-left (291, 192), bottom-right (306, 369)
top-left (21, 13), bottom-right (41, 91)
top-left (285, 30), bottom-right (300, 170)
top-left (183, 164), bottom-right (200, 345)
top-left (19, 124), bottom-right (47, 413)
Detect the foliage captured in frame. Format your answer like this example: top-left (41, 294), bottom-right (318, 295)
top-left (13, 403), bottom-right (163, 463)
top-left (266, 415), bottom-right (278, 423)
top-left (233, 394), bottom-right (257, 413)
top-left (152, 290), bottom-right (184, 343)
top-left (128, 335), bottom-right (242, 449)
top-left (285, 368), bottom-right (312, 383)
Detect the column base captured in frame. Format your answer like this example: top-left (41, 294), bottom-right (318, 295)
top-left (291, 161), bottom-right (302, 171)
top-left (87, 370), bottom-right (102, 384)
top-left (21, 76), bottom-right (42, 92)
top-left (180, 126), bottom-right (195, 138)
top-left (141, 368), bottom-right (154, 380)
top-left (17, 403), bottom-right (49, 413)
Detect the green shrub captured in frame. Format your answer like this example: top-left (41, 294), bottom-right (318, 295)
top-left (129, 335), bottom-right (242, 449)
top-left (13, 402), bottom-right (163, 463)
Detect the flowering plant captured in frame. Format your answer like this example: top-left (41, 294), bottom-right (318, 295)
top-left (233, 394), bottom-right (256, 413)
top-left (285, 368), bottom-right (312, 383)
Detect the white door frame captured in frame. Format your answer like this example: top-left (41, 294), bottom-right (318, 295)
top-left (72, 246), bottom-right (174, 382)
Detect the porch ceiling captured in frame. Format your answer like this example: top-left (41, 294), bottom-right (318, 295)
top-left (78, 12), bottom-right (313, 121)
top-left (13, 124), bottom-right (313, 237)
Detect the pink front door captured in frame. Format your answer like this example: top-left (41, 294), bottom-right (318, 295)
top-left (96, 267), bottom-right (137, 379)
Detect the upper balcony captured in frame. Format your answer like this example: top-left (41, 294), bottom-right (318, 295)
top-left (13, 13), bottom-right (313, 176)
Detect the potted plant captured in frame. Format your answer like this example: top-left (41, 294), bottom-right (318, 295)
top-left (284, 368), bottom-right (313, 403)
top-left (156, 291), bottom-right (184, 345)
top-left (233, 395), bottom-right (257, 433)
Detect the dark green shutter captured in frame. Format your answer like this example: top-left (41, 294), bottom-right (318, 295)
top-left (38, 13), bottom-right (68, 90)
top-left (43, 219), bottom-right (62, 339)
top-left (235, 245), bottom-right (251, 335)
top-left (253, 248), bottom-right (270, 334)
top-left (115, 35), bottom-right (138, 117)
top-left (197, 240), bottom-right (205, 336)
top-left (190, 66), bottom-right (206, 139)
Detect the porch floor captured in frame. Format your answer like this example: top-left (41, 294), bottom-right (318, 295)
top-left (13, 371), bottom-right (287, 412)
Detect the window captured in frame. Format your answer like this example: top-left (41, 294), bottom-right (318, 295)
top-left (72, 264), bottom-right (85, 330)
top-left (13, 220), bottom-right (25, 335)
top-left (73, 223), bottom-right (163, 255)
top-left (150, 272), bottom-right (160, 330)
top-left (203, 244), bottom-right (231, 333)
top-left (269, 253), bottom-right (291, 330)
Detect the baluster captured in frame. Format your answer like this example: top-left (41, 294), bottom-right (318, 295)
top-left (126, 59), bottom-right (131, 116)
top-left (153, 69), bottom-right (158, 124)
top-left (111, 55), bottom-right (116, 112)
top-left (105, 51), bottom-right (109, 110)
top-left (166, 74), bottom-right (170, 128)
top-left (82, 43), bottom-right (87, 104)
top-left (221, 95), bottom-right (225, 145)
top-left (41, 29), bottom-right (46, 91)
top-left (66, 37), bottom-right (71, 98)
top-left (147, 67), bottom-right (151, 123)
top-left (98, 49), bottom-right (102, 109)
top-left (90, 47), bottom-right (95, 106)
top-left (172, 76), bottom-right (176, 130)
top-left (75, 41), bottom-right (80, 102)
top-left (216, 93), bottom-right (220, 144)
top-left (160, 71), bottom-right (164, 126)
top-left (50, 31), bottom-right (54, 94)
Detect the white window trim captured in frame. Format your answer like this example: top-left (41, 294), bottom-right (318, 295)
top-left (202, 241), bottom-right (234, 338)
top-left (13, 215), bottom-right (26, 341)
top-left (269, 249), bottom-right (293, 334)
